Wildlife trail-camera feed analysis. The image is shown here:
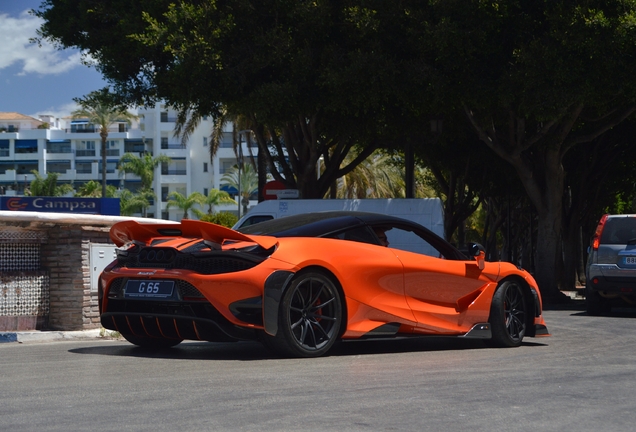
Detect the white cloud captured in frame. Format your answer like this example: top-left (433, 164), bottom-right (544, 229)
top-left (0, 10), bottom-right (84, 75)
top-left (31, 101), bottom-right (80, 120)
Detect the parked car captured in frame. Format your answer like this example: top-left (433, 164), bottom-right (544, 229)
top-left (586, 214), bottom-right (636, 315)
top-left (99, 211), bottom-right (550, 357)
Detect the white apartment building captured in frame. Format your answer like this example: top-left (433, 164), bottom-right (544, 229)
top-left (0, 108), bottom-right (256, 220)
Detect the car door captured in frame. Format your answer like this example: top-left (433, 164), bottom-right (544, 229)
top-left (382, 226), bottom-right (499, 334)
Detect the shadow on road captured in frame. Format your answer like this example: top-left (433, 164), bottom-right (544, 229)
top-left (68, 334), bottom-right (548, 361)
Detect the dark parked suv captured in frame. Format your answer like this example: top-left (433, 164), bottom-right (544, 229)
top-left (586, 214), bottom-right (636, 315)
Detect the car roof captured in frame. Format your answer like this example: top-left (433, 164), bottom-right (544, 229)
top-left (238, 211), bottom-right (420, 237)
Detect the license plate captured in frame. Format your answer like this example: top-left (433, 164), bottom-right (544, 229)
top-left (624, 257), bottom-right (636, 265)
top-left (124, 280), bottom-right (174, 299)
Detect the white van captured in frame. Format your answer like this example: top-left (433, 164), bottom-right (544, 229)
top-left (232, 198), bottom-right (445, 238)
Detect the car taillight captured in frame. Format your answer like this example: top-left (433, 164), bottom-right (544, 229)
top-left (592, 214), bottom-right (609, 250)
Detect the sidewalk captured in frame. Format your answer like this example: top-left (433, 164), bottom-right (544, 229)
top-left (0, 329), bottom-right (104, 344)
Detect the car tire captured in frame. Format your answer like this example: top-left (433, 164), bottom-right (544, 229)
top-left (121, 333), bottom-right (183, 349)
top-left (262, 270), bottom-right (343, 358)
top-left (585, 284), bottom-right (609, 316)
top-left (488, 280), bottom-right (527, 347)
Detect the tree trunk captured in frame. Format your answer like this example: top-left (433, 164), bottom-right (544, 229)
top-left (515, 153), bottom-right (568, 302)
top-left (465, 108), bottom-right (570, 302)
top-left (101, 134), bottom-right (108, 198)
top-left (533, 205), bottom-right (564, 301)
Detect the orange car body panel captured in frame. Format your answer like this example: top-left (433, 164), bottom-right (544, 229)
top-left (101, 219), bottom-right (549, 340)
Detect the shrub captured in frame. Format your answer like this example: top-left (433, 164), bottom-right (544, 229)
top-left (199, 212), bottom-right (238, 228)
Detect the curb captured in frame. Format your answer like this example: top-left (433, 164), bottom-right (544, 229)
top-left (0, 329), bottom-right (103, 344)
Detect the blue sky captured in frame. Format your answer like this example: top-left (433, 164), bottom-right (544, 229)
top-left (0, 0), bottom-right (109, 119)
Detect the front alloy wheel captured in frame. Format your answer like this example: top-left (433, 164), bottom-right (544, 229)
top-left (488, 280), bottom-right (527, 347)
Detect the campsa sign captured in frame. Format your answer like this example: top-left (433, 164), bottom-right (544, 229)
top-left (0, 197), bottom-right (120, 215)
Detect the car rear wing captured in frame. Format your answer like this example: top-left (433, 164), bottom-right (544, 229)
top-left (110, 219), bottom-right (278, 250)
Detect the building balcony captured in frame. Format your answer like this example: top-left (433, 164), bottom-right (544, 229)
top-left (161, 143), bottom-right (185, 150)
top-left (46, 142), bottom-right (73, 154)
top-left (161, 169), bottom-right (187, 176)
top-left (76, 150), bottom-right (96, 157)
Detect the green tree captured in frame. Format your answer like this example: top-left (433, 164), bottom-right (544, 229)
top-left (199, 212), bottom-right (239, 228)
top-left (74, 180), bottom-right (101, 197)
top-left (118, 152), bottom-right (172, 190)
top-left (165, 191), bottom-right (205, 220)
top-left (332, 150), bottom-right (406, 199)
top-left (117, 188), bottom-right (154, 216)
top-left (72, 88), bottom-right (137, 198)
top-left (35, 1), bottom-right (407, 199)
top-left (416, 2), bottom-right (636, 299)
top-left (221, 164), bottom-right (258, 217)
top-left (27, 171), bottom-right (74, 197)
top-left (192, 189), bottom-right (236, 219)
top-left (36, 1), bottom-right (636, 300)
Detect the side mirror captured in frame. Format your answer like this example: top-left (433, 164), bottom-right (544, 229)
top-left (468, 243), bottom-right (486, 270)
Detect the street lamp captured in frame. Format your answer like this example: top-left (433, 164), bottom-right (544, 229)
top-left (236, 132), bottom-right (245, 218)
top-left (236, 129), bottom-right (254, 218)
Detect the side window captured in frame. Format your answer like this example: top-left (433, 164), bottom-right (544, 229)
top-left (342, 226), bottom-right (377, 244)
top-left (381, 226), bottom-right (443, 257)
top-left (239, 215), bottom-right (274, 228)
top-left (323, 226), bottom-right (377, 244)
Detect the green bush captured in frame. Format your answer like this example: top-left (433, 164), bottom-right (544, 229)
top-left (199, 212), bottom-right (238, 228)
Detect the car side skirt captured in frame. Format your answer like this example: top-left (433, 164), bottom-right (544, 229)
top-left (459, 323), bottom-right (492, 339)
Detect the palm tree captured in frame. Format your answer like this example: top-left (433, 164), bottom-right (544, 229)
top-left (27, 171), bottom-right (74, 197)
top-left (221, 163), bottom-right (259, 216)
top-left (118, 152), bottom-right (172, 191)
top-left (72, 88), bottom-right (138, 197)
top-left (74, 180), bottom-right (119, 198)
top-left (333, 150), bottom-right (406, 199)
top-left (166, 191), bottom-right (205, 219)
top-left (117, 188), bottom-right (154, 216)
top-left (192, 188), bottom-right (236, 219)
top-left (74, 180), bottom-right (102, 197)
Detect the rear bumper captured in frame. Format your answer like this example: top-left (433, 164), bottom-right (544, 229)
top-left (586, 274), bottom-right (636, 294)
top-left (101, 311), bottom-right (257, 342)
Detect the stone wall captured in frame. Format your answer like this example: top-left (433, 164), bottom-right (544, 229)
top-left (0, 212), bottom-right (169, 331)
top-left (41, 225), bottom-right (110, 330)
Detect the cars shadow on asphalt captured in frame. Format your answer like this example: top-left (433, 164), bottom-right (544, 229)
top-left (577, 307), bottom-right (636, 318)
top-left (547, 296), bottom-right (636, 318)
top-left (68, 334), bottom-right (548, 361)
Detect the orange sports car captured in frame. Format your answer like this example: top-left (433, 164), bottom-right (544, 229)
top-left (98, 211), bottom-right (550, 357)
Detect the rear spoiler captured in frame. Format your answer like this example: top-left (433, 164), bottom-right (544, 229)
top-left (110, 219), bottom-right (278, 250)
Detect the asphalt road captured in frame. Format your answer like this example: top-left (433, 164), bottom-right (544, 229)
top-left (1, 301), bottom-right (635, 432)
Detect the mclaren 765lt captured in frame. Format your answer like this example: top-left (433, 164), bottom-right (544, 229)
top-left (98, 211), bottom-right (550, 357)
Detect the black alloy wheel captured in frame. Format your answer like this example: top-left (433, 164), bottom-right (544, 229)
top-left (488, 280), bottom-right (527, 347)
top-left (264, 270), bottom-right (343, 358)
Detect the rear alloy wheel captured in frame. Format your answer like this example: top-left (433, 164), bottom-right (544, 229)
top-left (266, 271), bottom-right (343, 358)
top-left (121, 333), bottom-right (183, 349)
top-left (488, 280), bottom-right (527, 347)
